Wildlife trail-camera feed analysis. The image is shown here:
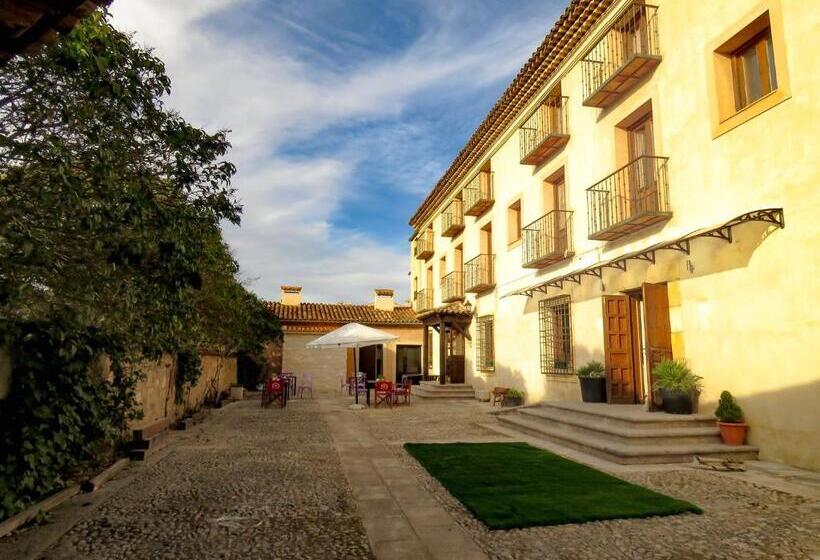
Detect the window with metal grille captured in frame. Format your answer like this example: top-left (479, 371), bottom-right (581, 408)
top-left (539, 296), bottom-right (573, 375)
top-left (475, 316), bottom-right (495, 371)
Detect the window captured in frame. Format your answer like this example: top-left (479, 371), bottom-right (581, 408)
top-left (476, 316), bottom-right (495, 372)
top-left (710, 9), bottom-right (790, 137)
top-left (732, 30), bottom-right (777, 111)
top-left (507, 200), bottom-right (522, 246)
top-left (539, 296), bottom-right (573, 375)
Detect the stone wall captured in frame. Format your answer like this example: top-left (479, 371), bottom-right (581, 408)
top-left (131, 352), bottom-right (237, 430)
top-left (282, 333), bottom-right (348, 393)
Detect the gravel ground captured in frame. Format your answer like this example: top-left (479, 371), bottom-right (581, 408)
top-left (39, 398), bottom-right (371, 560)
top-left (353, 394), bottom-right (820, 560)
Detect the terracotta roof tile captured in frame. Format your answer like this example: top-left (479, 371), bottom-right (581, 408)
top-left (266, 301), bottom-right (420, 327)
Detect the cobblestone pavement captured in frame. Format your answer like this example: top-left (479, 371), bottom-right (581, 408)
top-left (20, 398), bottom-right (372, 560)
top-left (345, 394), bottom-right (820, 560)
top-left (4, 392), bottom-right (819, 560)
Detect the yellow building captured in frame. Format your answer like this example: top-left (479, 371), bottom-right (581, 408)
top-left (409, 0), bottom-right (819, 469)
top-left (267, 287), bottom-right (423, 392)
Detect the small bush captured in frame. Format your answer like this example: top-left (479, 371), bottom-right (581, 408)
top-left (576, 361), bottom-right (605, 378)
top-left (652, 359), bottom-right (703, 393)
top-left (507, 388), bottom-right (524, 398)
top-left (714, 391), bottom-right (744, 423)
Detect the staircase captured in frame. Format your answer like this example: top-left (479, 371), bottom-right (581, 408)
top-left (414, 381), bottom-right (475, 399)
top-left (491, 401), bottom-right (758, 464)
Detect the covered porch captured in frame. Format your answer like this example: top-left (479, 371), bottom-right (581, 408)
top-left (418, 302), bottom-right (473, 386)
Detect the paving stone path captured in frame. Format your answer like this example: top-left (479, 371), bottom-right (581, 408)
top-left (2, 390), bottom-right (819, 560)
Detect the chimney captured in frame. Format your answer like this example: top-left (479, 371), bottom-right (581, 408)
top-left (374, 289), bottom-right (395, 312)
top-left (280, 285), bottom-right (302, 306)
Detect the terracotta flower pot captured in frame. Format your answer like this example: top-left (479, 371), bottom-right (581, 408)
top-left (718, 422), bottom-right (748, 445)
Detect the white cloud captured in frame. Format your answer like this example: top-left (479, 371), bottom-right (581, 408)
top-left (109, 0), bottom-right (557, 302)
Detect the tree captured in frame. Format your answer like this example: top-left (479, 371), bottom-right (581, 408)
top-left (0, 13), bottom-right (280, 519)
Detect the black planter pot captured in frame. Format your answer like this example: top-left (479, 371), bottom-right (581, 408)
top-left (660, 388), bottom-right (693, 414)
top-left (503, 396), bottom-right (523, 407)
top-left (579, 377), bottom-right (607, 403)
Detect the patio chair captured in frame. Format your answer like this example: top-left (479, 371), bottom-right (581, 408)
top-left (491, 387), bottom-right (509, 407)
top-left (393, 378), bottom-right (412, 405)
top-left (374, 380), bottom-right (395, 408)
top-left (297, 373), bottom-right (314, 399)
top-left (262, 377), bottom-right (286, 409)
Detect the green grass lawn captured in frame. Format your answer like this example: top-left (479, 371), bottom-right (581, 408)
top-left (404, 442), bottom-right (701, 530)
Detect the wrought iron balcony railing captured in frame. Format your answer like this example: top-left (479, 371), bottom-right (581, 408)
top-left (414, 289), bottom-right (433, 313)
top-left (586, 155), bottom-right (671, 241)
top-left (522, 210), bottom-right (574, 268)
top-left (463, 171), bottom-right (494, 217)
top-left (414, 229), bottom-right (434, 260)
top-left (519, 96), bottom-right (569, 165)
top-left (464, 254), bottom-right (495, 293)
top-left (581, 3), bottom-right (661, 108)
top-left (440, 271), bottom-right (464, 303)
top-left (441, 198), bottom-right (464, 237)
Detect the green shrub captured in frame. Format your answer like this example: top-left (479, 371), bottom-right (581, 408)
top-left (714, 391), bottom-right (744, 423)
top-left (652, 359), bottom-right (703, 393)
top-left (576, 360), bottom-right (605, 378)
top-left (507, 388), bottom-right (524, 398)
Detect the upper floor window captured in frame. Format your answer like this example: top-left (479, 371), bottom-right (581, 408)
top-left (710, 9), bottom-right (790, 137)
top-left (507, 200), bottom-right (522, 247)
top-left (732, 30), bottom-right (777, 111)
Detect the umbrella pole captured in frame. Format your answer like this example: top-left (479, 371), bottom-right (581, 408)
top-left (354, 345), bottom-right (359, 405)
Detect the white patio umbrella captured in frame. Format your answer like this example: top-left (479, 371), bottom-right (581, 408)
top-left (307, 323), bottom-right (399, 407)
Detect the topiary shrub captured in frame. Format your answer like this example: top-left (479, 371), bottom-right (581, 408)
top-left (714, 391), bottom-right (744, 423)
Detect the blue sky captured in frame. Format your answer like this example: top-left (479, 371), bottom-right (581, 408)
top-left (111, 0), bottom-right (564, 303)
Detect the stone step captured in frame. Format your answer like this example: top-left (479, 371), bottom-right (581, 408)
top-left (535, 401), bottom-right (718, 431)
top-left (518, 407), bottom-right (721, 447)
top-left (497, 413), bottom-right (758, 465)
top-left (414, 383), bottom-right (475, 399)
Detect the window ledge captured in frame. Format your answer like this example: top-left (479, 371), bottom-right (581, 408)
top-left (507, 239), bottom-right (522, 250)
top-left (713, 87), bottom-right (790, 138)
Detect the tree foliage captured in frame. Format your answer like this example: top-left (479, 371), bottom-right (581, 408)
top-left (0, 13), bottom-right (280, 519)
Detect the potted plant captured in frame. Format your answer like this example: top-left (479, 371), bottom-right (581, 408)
top-left (714, 391), bottom-right (748, 445)
top-left (576, 360), bottom-right (606, 403)
top-left (652, 359), bottom-right (702, 414)
top-left (503, 388), bottom-right (524, 407)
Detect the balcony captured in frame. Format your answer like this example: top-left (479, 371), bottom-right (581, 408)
top-left (519, 96), bottom-right (569, 166)
top-left (414, 229), bottom-right (434, 260)
top-left (441, 272), bottom-right (464, 303)
top-left (414, 289), bottom-right (433, 313)
top-left (464, 254), bottom-right (495, 293)
top-left (441, 198), bottom-right (464, 237)
top-left (586, 155), bottom-right (671, 241)
top-left (463, 171), bottom-right (494, 216)
top-left (581, 3), bottom-right (661, 108)
top-left (522, 210), bottom-right (574, 268)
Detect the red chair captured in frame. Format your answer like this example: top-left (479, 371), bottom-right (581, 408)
top-left (262, 377), bottom-right (286, 408)
top-left (374, 380), bottom-right (394, 408)
top-left (393, 378), bottom-right (412, 405)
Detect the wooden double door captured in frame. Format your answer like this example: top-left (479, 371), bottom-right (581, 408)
top-left (603, 283), bottom-right (672, 405)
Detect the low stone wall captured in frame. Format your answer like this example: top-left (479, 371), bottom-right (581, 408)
top-left (131, 352), bottom-right (237, 430)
